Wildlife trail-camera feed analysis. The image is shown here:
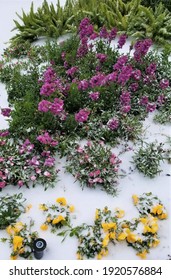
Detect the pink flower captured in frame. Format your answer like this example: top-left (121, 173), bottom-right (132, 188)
top-left (160, 79), bottom-right (169, 89)
top-left (75, 108), bottom-right (90, 123)
top-left (30, 175), bottom-right (36, 181)
top-left (107, 118), bottom-right (119, 130)
top-left (89, 91), bottom-right (100, 101)
top-left (1, 108), bottom-right (11, 117)
top-left (44, 171), bottom-right (51, 177)
top-left (18, 180), bottom-right (24, 187)
top-left (76, 146), bottom-right (84, 153)
top-left (0, 181), bottom-right (6, 189)
top-left (109, 154), bottom-right (117, 165)
top-left (0, 157), bottom-right (4, 163)
top-left (38, 100), bottom-right (51, 112)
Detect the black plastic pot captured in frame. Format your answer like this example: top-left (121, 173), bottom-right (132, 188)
top-left (33, 238), bottom-right (47, 259)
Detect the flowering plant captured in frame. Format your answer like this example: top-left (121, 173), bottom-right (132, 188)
top-left (1, 219), bottom-right (39, 260)
top-left (132, 192), bottom-right (168, 219)
top-left (133, 142), bottom-right (165, 178)
top-left (0, 138), bottom-right (58, 191)
top-left (40, 197), bottom-right (75, 233)
top-left (65, 140), bottom-right (122, 195)
top-left (0, 193), bottom-right (26, 229)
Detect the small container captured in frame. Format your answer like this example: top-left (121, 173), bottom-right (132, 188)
top-left (33, 238), bottom-right (47, 259)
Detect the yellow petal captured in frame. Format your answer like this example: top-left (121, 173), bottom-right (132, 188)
top-left (56, 197), bottom-right (67, 206)
top-left (40, 224), bottom-right (48, 231)
top-left (132, 194), bottom-right (139, 205)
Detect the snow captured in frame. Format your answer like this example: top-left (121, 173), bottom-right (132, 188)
top-left (0, 0), bottom-right (171, 260)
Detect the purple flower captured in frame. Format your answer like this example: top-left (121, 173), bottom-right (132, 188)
top-left (113, 55), bottom-right (128, 71)
top-left (37, 132), bottom-right (58, 146)
top-left (38, 100), bottom-right (51, 112)
top-left (146, 63), bottom-right (157, 75)
top-left (132, 69), bottom-right (141, 80)
top-left (44, 156), bottom-right (55, 167)
top-left (120, 91), bottom-right (131, 106)
top-left (157, 94), bottom-right (165, 105)
top-left (49, 98), bottom-right (64, 116)
top-left (99, 26), bottom-right (109, 39)
top-left (121, 105), bottom-right (131, 114)
top-left (75, 108), bottom-right (90, 123)
top-left (18, 180), bottom-right (24, 187)
top-left (96, 53), bottom-right (107, 63)
top-left (89, 73), bottom-right (105, 88)
top-left (40, 82), bottom-right (56, 96)
top-left (139, 96), bottom-right (149, 106)
top-left (117, 34), bottom-right (127, 48)
top-left (43, 67), bottom-right (56, 83)
top-left (107, 118), bottom-right (119, 130)
top-left (1, 108), bottom-right (11, 117)
top-left (78, 79), bottom-right (89, 91)
top-left (146, 103), bottom-right (156, 112)
top-left (29, 156), bottom-right (40, 166)
top-left (117, 65), bottom-right (133, 85)
top-left (130, 82), bottom-right (139, 92)
top-left (89, 91), bottom-right (100, 101)
top-left (109, 27), bottom-right (117, 41)
top-left (66, 66), bottom-right (78, 77)
top-left (0, 130), bottom-right (9, 137)
top-left (133, 39), bottom-right (152, 61)
top-left (160, 79), bottom-right (169, 89)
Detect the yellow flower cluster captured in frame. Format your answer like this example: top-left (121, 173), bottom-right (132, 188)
top-left (40, 197), bottom-right (74, 232)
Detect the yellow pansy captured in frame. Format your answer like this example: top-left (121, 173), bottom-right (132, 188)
top-left (117, 232), bottom-right (127, 241)
top-left (158, 213), bottom-right (168, 220)
top-left (13, 236), bottom-right (24, 252)
top-left (46, 217), bottom-right (52, 223)
top-left (152, 239), bottom-right (160, 248)
top-left (136, 250), bottom-right (147, 259)
top-left (40, 224), bottom-right (48, 231)
top-left (132, 194), bottom-right (139, 205)
top-left (69, 205), bottom-right (75, 212)
top-left (102, 234), bottom-right (110, 247)
top-left (52, 215), bottom-right (65, 225)
top-left (56, 197), bottom-right (67, 206)
top-left (126, 232), bottom-right (139, 243)
top-left (39, 204), bottom-right (48, 211)
top-left (151, 204), bottom-right (163, 215)
top-left (115, 208), bottom-right (125, 218)
top-left (6, 222), bottom-right (24, 235)
top-left (109, 232), bottom-right (116, 240)
top-left (102, 222), bottom-right (117, 232)
top-left (95, 209), bottom-right (99, 220)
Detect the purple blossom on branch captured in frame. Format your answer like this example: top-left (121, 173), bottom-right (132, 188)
top-left (75, 108), bottom-right (90, 123)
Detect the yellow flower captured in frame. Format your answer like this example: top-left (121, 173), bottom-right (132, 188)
top-left (115, 208), bottom-right (125, 218)
top-left (69, 205), bottom-right (75, 212)
top-left (117, 232), bottom-right (127, 241)
top-left (109, 232), bottom-right (116, 240)
top-left (52, 215), bottom-right (65, 225)
top-left (39, 204), bottom-right (48, 211)
top-left (97, 249), bottom-right (108, 259)
top-left (76, 253), bottom-right (83, 260)
top-left (152, 239), bottom-right (160, 248)
top-left (132, 194), bottom-right (139, 205)
top-left (46, 217), bottom-right (52, 223)
top-left (25, 204), bottom-right (32, 213)
top-left (10, 255), bottom-right (18, 260)
top-left (141, 215), bottom-right (159, 234)
top-left (158, 213), bottom-right (168, 220)
top-left (95, 209), bottom-right (99, 220)
top-left (97, 253), bottom-right (102, 260)
top-left (56, 197), bottom-right (67, 206)
top-left (136, 250), bottom-right (147, 259)
top-left (6, 222), bottom-right (24, 235)
top-left (102, 234), bottom-right (110, 247)
top-left (102, 222), bottom-right (117, 232)
top-left (13, 236), bottom-right (24, 252)
top-left (126, 230), bottom-right (140, 243)
top-left (40, 224), bottom-right (48, 231)
top-left (121, 223), bottom-right (129, 229)
top-left (151, 204), bottom-right (163, 215)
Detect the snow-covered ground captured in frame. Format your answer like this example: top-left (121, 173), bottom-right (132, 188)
top-left (0, 0), bottom-right (171, 260)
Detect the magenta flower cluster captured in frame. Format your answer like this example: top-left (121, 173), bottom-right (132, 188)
top-left (75, 108), bottom-right (90, 123)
